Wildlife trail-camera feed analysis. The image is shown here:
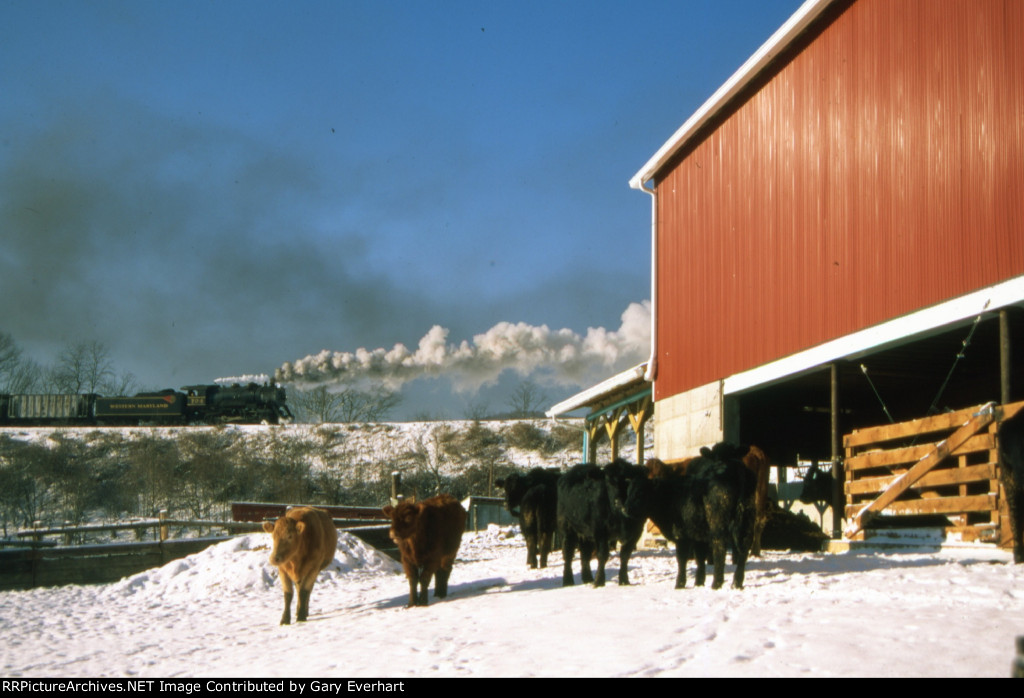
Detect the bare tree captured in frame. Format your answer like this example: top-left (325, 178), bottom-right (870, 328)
top-left (506, 380), bottom-right (548, 418)
top-left (399, 423), bottom-right (456, 496)
top-left (291, 386), bottom-right (342, 423)
top-left (336, 385), bottom-right (402, 422)
top-left (292, 384), bottom-right (402, 423)
top-left (463, 398), bottom-right (490, 421)
top-left (48, 340), bottom-right (116, 394)
top-left (107, 370), bottom-right (141, 396)
top-left (0, 331), bottom-right (41, 393)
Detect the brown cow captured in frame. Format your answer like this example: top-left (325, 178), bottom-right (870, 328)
top-left (382, 494), bottom-right (467, 607)
top-left (647, 444), bottom-right (770, 555)
top-left (262, 506), bottom-right (338, 625)
top-left (742, 445), bottom-right (770, 556)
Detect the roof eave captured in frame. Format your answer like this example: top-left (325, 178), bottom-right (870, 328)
top-left (629, 0), bottom-right (835, 190)
top-left (545, 363), bottom-right (649, 418)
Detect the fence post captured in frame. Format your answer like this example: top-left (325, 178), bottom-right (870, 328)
top-left (159, 510), bottom-right (168, 542)
top-left (391, 472), bottom-right (401, 507)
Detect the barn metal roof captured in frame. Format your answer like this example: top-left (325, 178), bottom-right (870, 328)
top-left (629, 0), bottom-right (834, 189)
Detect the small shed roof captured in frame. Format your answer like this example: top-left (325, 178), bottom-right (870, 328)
top-left (546, 363), bottom-right (650, 419)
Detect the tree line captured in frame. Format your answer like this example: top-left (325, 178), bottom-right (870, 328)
top-left (0, 331), bottom-right (140, 396)
top-left (0, 420), bottom-right (583, 539)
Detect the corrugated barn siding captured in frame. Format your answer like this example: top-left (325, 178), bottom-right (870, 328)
top-left (654, 0), bottom-right (1024, 401)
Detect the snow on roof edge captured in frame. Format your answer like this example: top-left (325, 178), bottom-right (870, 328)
top-left (545, 363), bottom-right (648, 418)
top-left (629, 0), bottom-right (835, 189)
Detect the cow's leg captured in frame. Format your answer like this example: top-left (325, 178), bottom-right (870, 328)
top-left (279, 575), bottom-right (294, 625)
top-left (710, 537), bottom-right (727, 590)
top-left (416, 565), bottom-right (432, 606)
top-left (296, 586), bottom-right (312, 622)
top-left (750, 512), bottom-right (766, 558)
top-left (731, 544), bottom-right (749, 589)
top-left (593, 538), bottom-right (609, 587)
top-left (525, 532), bottom-right (539, 569)
top-left (296, 569), bottom-right (321, 622)
top-left (435, 560), bottom-right (452, 599)
top-left (579, 539), bottom-right (596, 584)
top-left (731, 511), bottom-right (756, 589)
top-left (538, 531), bottom-right (552, 568)
top-left (402, 561), bottom-right (419, 607)
top-left (674, 542), bottom-right (688, 589)
top-left (618, 538), bottom-right (636, 585)
top-left (694, 542), bottom-right (708, 587)
top-left (561, 529), bottom-right (577, 586)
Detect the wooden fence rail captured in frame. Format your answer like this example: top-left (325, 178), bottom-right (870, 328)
top-left (11, 517), bottom-right (265, 543)
top-left (1, 496), bottom-right (514, 590)
top-left (0, 537), bottom-right (229, 591)
top-left (0, 521), bottom-right (397, 591)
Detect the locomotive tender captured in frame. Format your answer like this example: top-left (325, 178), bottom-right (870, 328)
top-left (0, 383), bottom-right (293, 426)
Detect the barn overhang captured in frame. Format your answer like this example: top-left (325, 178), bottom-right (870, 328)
top-left (723, 275), bottom-right (1024, 397)
top-left (546, 363), bottom-right (652, 464)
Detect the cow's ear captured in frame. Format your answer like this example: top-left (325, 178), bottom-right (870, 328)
top-left (262, 521), bottom-right (275, 534)
top-left (700, 446), bottom-right (712, 458)
top-left (295, 521), bottom-right (306, 535)
top-left (382, 505), bottom-right (394, 518)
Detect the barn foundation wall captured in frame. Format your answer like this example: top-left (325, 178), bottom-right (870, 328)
top-left (653, 380), bottom-right (727, 461)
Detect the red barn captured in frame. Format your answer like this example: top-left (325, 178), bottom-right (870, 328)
top-left (618, 0), bottom-right (1024, 540)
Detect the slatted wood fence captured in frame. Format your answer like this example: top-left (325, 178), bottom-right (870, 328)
top-left (0, 537), bottom-right (229, 591)
top-left (844, 400), bottom-right (1024, 547)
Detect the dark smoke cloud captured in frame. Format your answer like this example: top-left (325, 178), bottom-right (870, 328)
top-left (0, 93), bottom-right (439, 386)
top-left (2, 92), bottom-right (651, 412)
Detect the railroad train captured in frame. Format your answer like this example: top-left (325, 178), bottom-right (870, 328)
top-left (0, 383), bottom-right (293, 426)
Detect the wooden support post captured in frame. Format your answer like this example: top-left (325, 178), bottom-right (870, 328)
top-left (627, 395), bottom-right (652, 466)
top-left (830, 363), bottom-right (843, 538)
top-left (604, 407), bottom-right (625, 461)
top-left (159, 510), bottom-right (168, 542)
top-left (1001, 309), bottom-right (1012, 406)
top-left (586, 421), bottom-right (601, 463)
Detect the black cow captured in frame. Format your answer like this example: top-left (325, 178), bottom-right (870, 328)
top-left (798, 462), bottom-right (834, 505)
top-left (495, 467), bottom-right (560, 568)
top-left (557, 460), bottom-right (649, 587)
top-left (999, 408), bottom-right (1024, 564)
top-left (630, 442), bottom-right (757, 590)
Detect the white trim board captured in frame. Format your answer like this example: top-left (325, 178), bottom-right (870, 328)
top-left (722, 275), bottom-right (1024, 396)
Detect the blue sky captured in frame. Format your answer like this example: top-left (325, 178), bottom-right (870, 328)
top-left (1, 0), bottom-right (804, 418)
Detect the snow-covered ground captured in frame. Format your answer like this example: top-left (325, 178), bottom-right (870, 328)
top-left (2, 526), bottom-right (1023, 678)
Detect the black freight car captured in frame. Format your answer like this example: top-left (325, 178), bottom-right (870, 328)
top-left (94, 389), bottom-right (187, 422)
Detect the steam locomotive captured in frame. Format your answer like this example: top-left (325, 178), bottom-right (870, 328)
top-left (0, 383), bottom-right (293, 426)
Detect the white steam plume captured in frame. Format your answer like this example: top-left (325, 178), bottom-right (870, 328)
top-left (274, 301), bottom-right (651, 393)
top-left (215, 374), bottom-right (271, 385)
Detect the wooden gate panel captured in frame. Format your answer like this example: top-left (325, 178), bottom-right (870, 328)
top-left (843, 401), bottom-right (1024, 544)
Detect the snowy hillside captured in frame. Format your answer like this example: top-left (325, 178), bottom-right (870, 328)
top-left (1, 419), bottom-right (630, 536)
